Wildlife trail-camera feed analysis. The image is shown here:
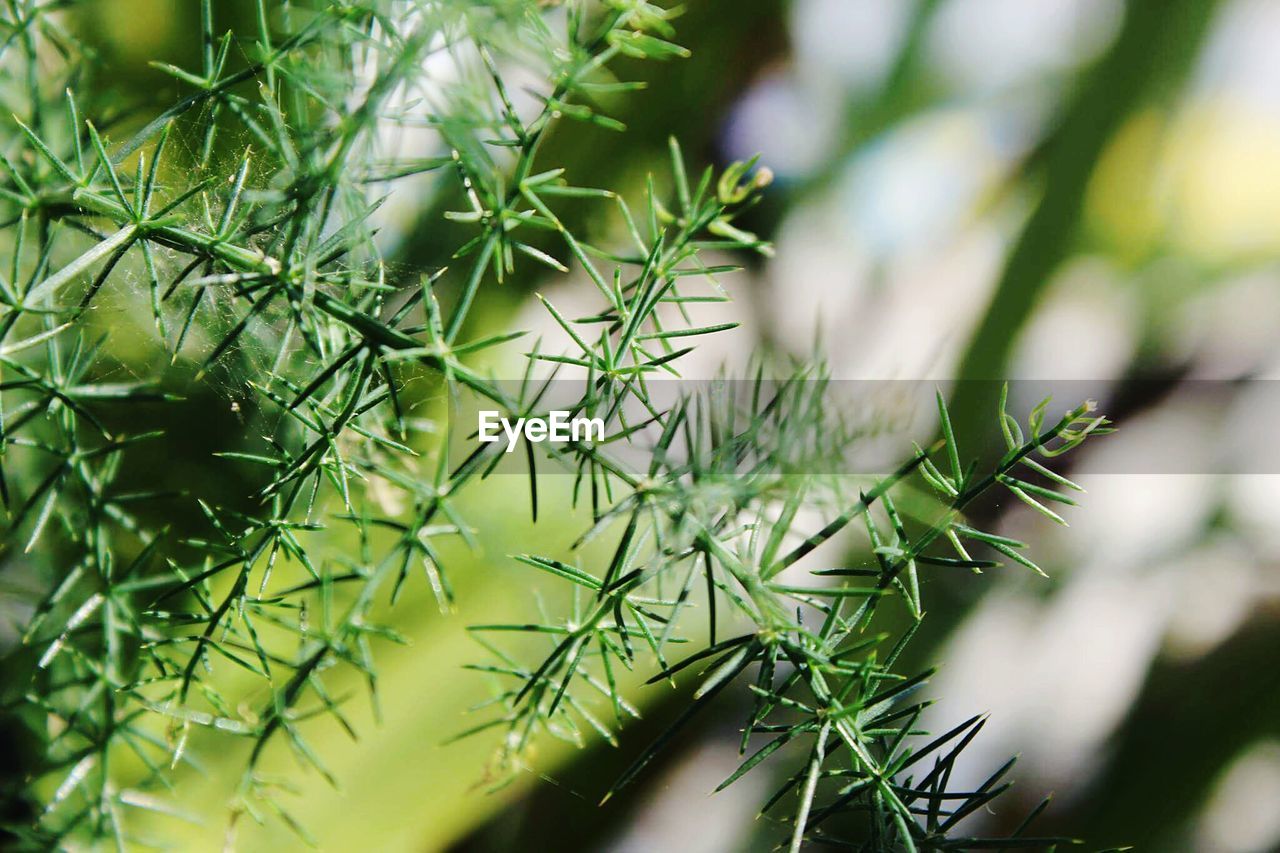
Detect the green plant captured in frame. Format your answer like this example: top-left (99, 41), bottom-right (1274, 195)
top-left (0, 1), bottom-right (1108, 849)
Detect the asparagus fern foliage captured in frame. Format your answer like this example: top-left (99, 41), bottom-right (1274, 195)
top-left (0, 1), bottom-right (1108, 849)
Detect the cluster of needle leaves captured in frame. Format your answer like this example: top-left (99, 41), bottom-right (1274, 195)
top-left (470, 380), bottom-right (1108, 851)
top-left (0, 0), bottom-right (1108, 849)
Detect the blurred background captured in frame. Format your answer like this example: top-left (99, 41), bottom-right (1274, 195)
top-left (30, 0), bottom-right (1280, 849)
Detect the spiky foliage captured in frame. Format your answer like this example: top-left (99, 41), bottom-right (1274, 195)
top-left (470, 381), bottom-right (1108, 851)
top-left (0, 1), bottom-right (1108, 849)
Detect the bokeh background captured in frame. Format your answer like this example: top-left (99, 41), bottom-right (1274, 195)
top-left (18, 0), bottom-right (1280, 849)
